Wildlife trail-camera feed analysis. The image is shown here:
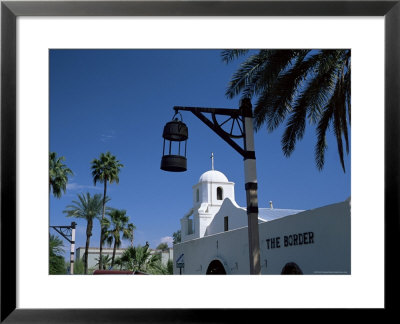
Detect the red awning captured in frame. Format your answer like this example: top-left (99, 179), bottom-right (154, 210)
top-left (92, 270), bottom-right (149, 275)
top-left (93, 270), bottom-right (133, 275)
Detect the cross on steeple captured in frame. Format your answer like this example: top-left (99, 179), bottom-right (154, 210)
top-left (211, 152), bottom-right (214, 170)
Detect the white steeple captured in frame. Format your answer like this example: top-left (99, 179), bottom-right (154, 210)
top-left (179, 154), bottom-right (237, 242)
top-left (195, 166), bottom-right (234, 207)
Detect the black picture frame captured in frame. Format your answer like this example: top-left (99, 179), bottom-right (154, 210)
top-left (1, 0), bottom-right (398, 322)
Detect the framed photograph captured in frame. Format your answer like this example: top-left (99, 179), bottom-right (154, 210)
top-left (1, 0), bottom-right (398, 322)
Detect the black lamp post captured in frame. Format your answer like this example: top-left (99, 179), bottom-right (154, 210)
top-left (160, 98), bottom-right (261, 275)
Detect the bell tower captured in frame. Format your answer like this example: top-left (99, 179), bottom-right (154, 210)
top-left (181, 154), bottom-right (236, 242)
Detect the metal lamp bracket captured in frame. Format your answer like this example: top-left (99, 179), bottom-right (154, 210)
top-left (50, 223), bottom-right (76, 244)
top-left (173, 105), bottom-right (248, 158)
top-left (211, 112), bottom-right (244, 139)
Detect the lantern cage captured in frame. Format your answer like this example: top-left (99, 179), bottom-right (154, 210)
top-left (160, 112), bottom-right (188, 172)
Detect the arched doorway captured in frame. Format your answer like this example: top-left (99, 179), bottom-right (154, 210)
top-left (281, 262), bottom-right (303, 274)
top-left (206, 260), bottom-right (226, 274)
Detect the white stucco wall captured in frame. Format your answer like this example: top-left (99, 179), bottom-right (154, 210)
top-left (205, 198), bottom-right (304, 236)
top-left (173, 200), bottom-right (351, 275)
top-left (204, 198), bottom-right (247, 235)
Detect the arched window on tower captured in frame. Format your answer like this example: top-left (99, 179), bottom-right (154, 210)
top-left (217, 187), bottom-right (223, 200)
top-left (196, 188), bottom-right (199, 202)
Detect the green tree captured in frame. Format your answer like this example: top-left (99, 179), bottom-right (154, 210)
top-left (91, 152), bottom-right (124, 270)
top-left (166, 259), bottom-right (173, 275)
top-left (222, 49), bottom-right (351, 172)
top-left (156, 242), bottom-right (169, 250)
top-left (113, 256), bottom-right (125, 270)
top-left (63, 193), bottom-right (105, 274)
top-left (49, 152), bottom-right (73, 198)
top-left (73, 257), bottom-right (85, 274)
top-left (49, 234), bottom-right (67, 274)
top-left (102, 209), bottom-right (135, 268)
top-left (94, 254), bottom-right (112, 270)
top-left (118, 245), bottom-right (161, 273)
top-left (147, 261), bottom-right (171, 275)
top-left (127, 223), bottom-right (136, 247)
top-left (172, 230), bottom-right (181, 244)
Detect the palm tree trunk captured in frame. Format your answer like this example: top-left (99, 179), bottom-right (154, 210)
top-left (84, 219), bottom-right (93, 274)
top-left (111, 241), bottom-right (117, 268)
top-left (99, 180), bottom-right (107, 270)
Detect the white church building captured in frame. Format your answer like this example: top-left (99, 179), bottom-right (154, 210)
top-left (173, 168), bottom-right (351, 275)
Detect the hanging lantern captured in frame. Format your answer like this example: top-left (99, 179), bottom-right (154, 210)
top-left (160, 112), bottom-right (188, 172)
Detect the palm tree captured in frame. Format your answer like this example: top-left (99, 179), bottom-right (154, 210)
top-left (113, 256), bottom-right (125, 270)
top-left (102, 209), bottom-right (135, 268)
top-left (222, 49), bottom-right (351, 172)
top-left (49, 234), bottom-right (66, 274)
top-left (94, 254), bottom-right (112, 270)
top-left (63, 193), bottom-right (104, 274)
top-left (127, 223), bottom-right (136, 247)
top-left (91, 151), bottom-right (124, 269)
top-left (119, 245), bottom-right (161, 273)
top-left (49, 152), bottom-right (73, 198)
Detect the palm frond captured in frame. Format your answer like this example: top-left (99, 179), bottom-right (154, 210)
top-left (225, 51), bottom-right (271, 99)
top-left (315, 91), bottom-right (335, 170)
top-left (242, 50), bottom-right (299, 101)
top-left (332, 79), bottom-right (347, 172)
top-left (91, 151), bottom-right (124, 186)
top-left (279, 51), bottom-right (344, 155)
top-left (221, 49), bottom-right (249, 63)
top-left (281, 105), bottom-right (307, 157)
top-left (63, 193), bottom-right (103, 220)
top-left (343, 66), bottom-right (351, 126)
top-left (254, 50), bottom-right (315, 131)
top-left (49, 152), bottom-right (73, 198)
top-left (224, 49), bottom-right (351, 171)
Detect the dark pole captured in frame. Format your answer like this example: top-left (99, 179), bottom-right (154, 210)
top-left (241, 98), bottom-right (261, 275)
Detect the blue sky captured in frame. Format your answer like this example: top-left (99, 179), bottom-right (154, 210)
top-left (49, 49), bottom-right (350, 259)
